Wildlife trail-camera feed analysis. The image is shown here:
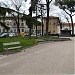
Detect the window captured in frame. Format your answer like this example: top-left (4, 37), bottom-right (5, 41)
top-left (4, 22), bottom-right (6, 24)
top-left (0, 29), bottom-right (1, 32)
top-left (14, 29), bottom-right (16, 32)
top-left (54, 22), bottom-right (55, 25)
top-left (13, 22), bottom-right (16, 27)
top-left (7, 21), bottom-right (9, 26)
top-left (53, 30), bottom-right (55, 33)
top-left (21, 19), bottom-right (23, 22)
top-left (10, 22), bottom-right (11, 25)
top-left (21, 23), bottom-right (24, 27)
top-left (50, 23), bottom-right (51, 25)
top-left (10, 30), bottom-right (13, 32)
top-left (3, 29), bottom-right (5, 32)
top-left (22, 29), bottom-right (24, 32)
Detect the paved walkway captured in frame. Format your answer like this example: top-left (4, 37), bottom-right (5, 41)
top-left (0, 37), bottom-right (75, 75)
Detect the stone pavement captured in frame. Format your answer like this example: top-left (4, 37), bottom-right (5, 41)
top-left (0, 37), bottom-right (75, 75)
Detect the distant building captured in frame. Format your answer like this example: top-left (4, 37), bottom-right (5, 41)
top-left (0, 16), bottom-right (29, 34)
top-left (43, 16), bottom-right (60, 34)
top-left (61, 23), bottom-right (75, 35)
top-left (0, 16), bottom-right (42, 35)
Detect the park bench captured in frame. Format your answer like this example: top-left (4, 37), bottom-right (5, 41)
top-left (36, 39), bottom-right (45, 43)
top-left (3, 41), bottom-right (22, 55)
top-left (49, 34), bottom-right (59, 38)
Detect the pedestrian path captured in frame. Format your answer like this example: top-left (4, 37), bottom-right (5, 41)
top-left (0, 37), bottom-right (75, 75)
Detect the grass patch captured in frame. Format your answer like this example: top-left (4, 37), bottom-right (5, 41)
top-left (0, 36), bottom-right (59, 54)
top-left (0, 37), bottom-right (37, 53)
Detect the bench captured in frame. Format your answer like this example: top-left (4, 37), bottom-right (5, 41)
top-left (3, 41), bottom-right (22, 55)
top-left (49, 34), bottom-right (59, 38)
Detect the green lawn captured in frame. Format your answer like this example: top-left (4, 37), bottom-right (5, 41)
top-left (0, 37), bottom-right (37, 53)
top-left (0, 36), bottom-right (59, 54)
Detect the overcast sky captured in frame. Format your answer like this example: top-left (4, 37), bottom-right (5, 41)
top-left (0, 0), bottom-right (75, 23)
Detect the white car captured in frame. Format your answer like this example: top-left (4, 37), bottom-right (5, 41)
top-left (9, 33), bottom-right (17, 37)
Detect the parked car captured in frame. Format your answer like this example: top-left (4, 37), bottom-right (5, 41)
top-left (0, 32), bottom-right (3, 36)
top-left (0, 33), bottom-right (9, 38)
top-left (31, 34), bottom-right (36, 36)
top-left (9, 33), bottom-right (18, 37)
top-left (25, 33), bottom-right (29, 36)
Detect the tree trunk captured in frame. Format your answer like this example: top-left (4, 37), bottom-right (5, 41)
top-left (41, 6), bottom-right (43, 36)
top-left (29, 28), bottom-right (31, 37)
top-left (36, 5), bottom-right (37, 37)
top-left (70, 14), bottom-right (74, 36)
top-left (29, 7), bottom-right (32, 17)
top-left (46, 0), bottom-right (49, 37)
top-left (17, 12), bottom-right (20, 35)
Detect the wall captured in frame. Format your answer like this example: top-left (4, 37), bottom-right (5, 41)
top-left (43, 16), bottom-right (60, 34)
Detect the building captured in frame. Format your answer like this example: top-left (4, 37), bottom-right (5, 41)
top-left (0, 16), bottom-right (61, 35)
top-left (43, 16), bottom-right (60, 34)
top-left (0, 16), bottom-right (29, 34)
top-left (62, 23), bottom-right (71, 30)
top-left (61, 23), bottom-right (75, 36)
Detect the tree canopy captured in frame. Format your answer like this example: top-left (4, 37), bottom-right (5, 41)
top-left (56, 0), bottom-right (75, 36)
top-left (22, 14), bottom-right (41, 37)
top-left (22, 15), bottom-right (41, 28)
top-left (0, 7), bottom-right (13, 31)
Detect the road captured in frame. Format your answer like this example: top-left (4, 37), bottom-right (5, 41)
top-left (0, 37), bottom-right (75, 75)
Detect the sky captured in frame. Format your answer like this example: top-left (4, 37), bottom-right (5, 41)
top-left (0, 0), bottom-right (75, 23)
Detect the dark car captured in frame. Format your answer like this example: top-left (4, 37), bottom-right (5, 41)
top-left (0, 32), bottom-right (3, 35)
top-left (0, 33), bottom-right (9, 38)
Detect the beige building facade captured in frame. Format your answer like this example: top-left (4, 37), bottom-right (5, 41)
top-left (43, 16), bottom-right (60, 34)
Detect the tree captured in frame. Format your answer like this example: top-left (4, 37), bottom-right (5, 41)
top-left (55, 0), bottom-right (75, 36)
top-left (56, 11), bottom-right (71, 31)
top-left (45, 0), bottom-right (53, 37)
top-left (22, 15), bottom-right (41, 37)
top-left (1, 0), bottom-right (26, 35)
top-left (10, 0), bottom-right (24, 35)
top-left (29, 0), bottom-right (39, 17)
top-left (0, 7), bottom-right (12, 31)
top-left (61, 11), bottom-right (71, 29)
top-left (0, 22), bottom-right (10, 31)
top-left (28, 0), bottom-right (39, 37)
